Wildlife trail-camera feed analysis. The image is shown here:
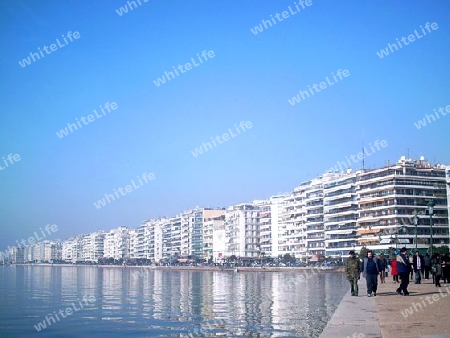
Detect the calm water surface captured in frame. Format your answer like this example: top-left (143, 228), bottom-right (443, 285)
top-left (0, 266), bottom-right (348, 337)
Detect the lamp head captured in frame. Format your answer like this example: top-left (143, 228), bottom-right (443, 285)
top-left (428, 200), bottom-right (435, 215)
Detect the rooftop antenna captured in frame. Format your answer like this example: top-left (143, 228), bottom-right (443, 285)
top-left (362, 128), bottom-right (365, 171)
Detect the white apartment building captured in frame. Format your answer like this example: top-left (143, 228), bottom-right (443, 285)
top-left (8, 246), bottom-right (24, 264)
top-left (36, 156), bottom-right (448, 263)
top-left (104, 226), bottom-right (129, 260)
top-left (203, 214), bottom-right (225, 261)
top-left (225, 203), bottom-right (260, 258)
top-left (128, 229), bottom-right (138, 259)
top-left (43, 241), bottom-right (62, 262)
top-left (278, 188), bottom-right (306, 259)
top-left (62, 237), bottom-right (79, 263)
top-left (323, 172), bottom-right (358, 257)
top-left (304, 177), bottom-right (325, 257)
top-left (356, 156), bottom-right (449, 252)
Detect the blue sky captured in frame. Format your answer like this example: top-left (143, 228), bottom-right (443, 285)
top-left (0, 0), bottom-right (449, 250)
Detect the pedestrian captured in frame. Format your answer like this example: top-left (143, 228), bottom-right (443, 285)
top-left (361, 250), bottom-right (381, 297)
top-left (408, 253), bottom-right (414, 280)
top-left (443, 253), bottom-right (450, 284)
top-left (396, 247), bottom-right (411, 296)
top-left (391, 255), bottom-right (399, 283)
top-left (379, 253), bottom-right (387, 283)
top-left (412, 251), bottom-right (424, 284)
top-left (424, 253), bottom-right (431, 280)
top-left (433, 256), bottom-right (442, 287)
top-left (345, 250), bottom-right (360, 296)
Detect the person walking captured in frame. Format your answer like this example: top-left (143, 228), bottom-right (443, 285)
top-left (413, 251), bottom-right (424, 284)
top-left (379, 253), bottom-right (387, 283)
top-left (443, 253), bottom-right (450, 284)
top-left (391, 255), bottom-right (399, 283)
top-left (408, 253), bottom-right (414, 280)
top-left (345, 250), bottom-right (360, 296)
top-left (434, 255), bottom-right (443, 287)
top-left (396, 247), bottom-right (411, 296)
top-left (424, 253), bottom-right (431, 280)
top-left (361, 250), bottom-right (381, 297)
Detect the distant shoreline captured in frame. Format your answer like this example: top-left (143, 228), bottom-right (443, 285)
top-left (4, 263), bottom-right (344, 273)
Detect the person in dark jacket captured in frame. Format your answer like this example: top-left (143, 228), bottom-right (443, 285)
top-left (424, 253), bottom-right (431, 280)
top-left (361, 250), bottom-right (382, 297)
top-left (434, 255), bottom-right (443, 287)
top-left (412, 251), bottom-right (425, 284)
top-left (378, 253), bottom-right (387, 283)
top-left (396, 247), bottom-right (411, 296)
top-left (443, 253), bottom-right (450, 284)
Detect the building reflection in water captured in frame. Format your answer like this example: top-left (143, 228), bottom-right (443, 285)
top-left (2, 266), bottom-right (347, 336)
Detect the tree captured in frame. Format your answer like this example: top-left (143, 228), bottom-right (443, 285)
top-left (432, 245), bottom-right (449, 256)
top-left (282, 253), bottom-right (295, 264)
top-left (359, 246), bottom-right (369, 259)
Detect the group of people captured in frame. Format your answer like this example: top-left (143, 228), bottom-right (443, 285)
top-left (345, 247), bottom-right (450, 297)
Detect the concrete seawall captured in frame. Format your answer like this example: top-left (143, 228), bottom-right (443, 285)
top-left (9, 264), bottom-right (343, 273)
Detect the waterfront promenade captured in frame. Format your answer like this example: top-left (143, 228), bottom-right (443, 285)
top-left (320, 278), bottom-right (450, 338)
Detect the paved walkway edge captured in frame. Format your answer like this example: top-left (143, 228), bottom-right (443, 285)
top-left (320, 279), bottom-right (381, 338)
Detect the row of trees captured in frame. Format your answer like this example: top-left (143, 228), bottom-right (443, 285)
top-left (358, 245), bottom-right (449, 258)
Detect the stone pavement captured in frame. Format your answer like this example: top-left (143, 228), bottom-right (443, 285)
top-left (375, 277), bottom-right (450, 338)
top-left (320, 277), bottom-right (450, 338)
top-left (319, 279), bottom-right (380, 338)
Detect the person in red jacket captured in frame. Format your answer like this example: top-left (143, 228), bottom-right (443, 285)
top-left (391, 255), bottom-right (399, 283)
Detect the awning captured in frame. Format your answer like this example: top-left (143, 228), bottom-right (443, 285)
top-left (356, 228), bottom-right (381, 235)
top-left (326, 229), bottom-right (355, 235)
top-left (358, 238), bottom-right (380, 243)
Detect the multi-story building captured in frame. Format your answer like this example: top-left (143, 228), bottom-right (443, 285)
top-left (356, 156), bottom-right (449, 252)
top-left (225, 203), bottom-right (260, 258)
top-left (61, 236), bottom-right (82, 263)
top-left (103, 226), bottom-right (129, 260)
top-left (8, 246), bottom-right (24, 264)
top-left (43, 241), bottom-right (62, 262)
top-left (323, 172), bottom-right (358, 257)
top-left (203, 214), bottom-right (225, 261)
top-left (22, 156), bottom-right (447, 263)
top-left (279, 187), bottom-right (307, 259)
top-left (304, 178), bottom-right (325, 257)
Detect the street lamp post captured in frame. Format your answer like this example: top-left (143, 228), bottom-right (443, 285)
top-left (428, 200), bottom-right (435, 257)
top-left (413, 200), bottom-right (418, 251)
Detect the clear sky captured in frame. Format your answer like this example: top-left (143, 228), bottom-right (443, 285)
top-left (1, 0), bottom-right (449, 250)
